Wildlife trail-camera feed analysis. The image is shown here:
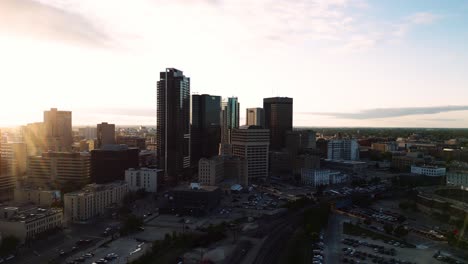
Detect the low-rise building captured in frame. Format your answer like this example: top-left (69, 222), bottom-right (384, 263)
top-left (125, 168), bottom-right (160, 193)
top-left (322, 159), bottom-right (367, 174)
top-left (301, 169), bottom-right (343, 187)
top-left (166, 183), bottom-right (222, 216)
top-left (64, 181), bottom-right (128, 223)
top-left (14, 187), bottom-right (61, 207)
top-left (0, 206), bottom-right (63, 243)
top-left (198, 156), bottom-right (224, 186)
top-left (411, 165), bottom-right (446, 177)
top-left (371, 142), bottom-right (398, 153)
top-left (447, 171), bottom-right (468, 189)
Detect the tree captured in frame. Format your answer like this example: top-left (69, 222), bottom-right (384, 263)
top-left (383, 223), bottom-right (394, 235)
top-left (120, 214), bottom-right (143, 235)
top-left (394, 225), bottom-right (409, 237)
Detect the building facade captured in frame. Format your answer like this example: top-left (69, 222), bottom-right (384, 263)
top-left (116, 136), bottom-right (146, 150)
top-left (78, 127), bottom-right (97, 140)
top-left (231, 126), bottom-right (270, 183)
top-left (91, 145), bottom-right (139, 184)
top-left (0, 142), bottom-right (28, 177)
top-left (28, 152), bottom-right (91, 188)
top-left (44, 108), bottom-right (73, 152)
top-left (125, 168), bottom-right (160, 193)
top-left (96, 122), bottom-right (116, 149)
top-left (198, 156), bottom-right (224, 186)
top-left (263, 97), bottom-right (293, 150)
top-left (64, 181), bottom-right (128, 223)
top-left (327, 139), bottom-right (360, 161)
top-left (246, 108), bottom-right (264, 127)
top-left (156, 68), bottom-right (191, 185)
top-left (411, 165), bottom-right (446, 177)
top-left (0, 206), bottom-right (63, 243)
top-left (14, 187), bottom-right (61, 207)
top-left (191, 94), bottom-right (222, 166)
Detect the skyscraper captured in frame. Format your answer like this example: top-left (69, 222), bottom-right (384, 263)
top-left (44, 108), bottom-right (72, 151)
top-left (191, 94), bottom-right (221, 165)
top-left (246, 108), bottom-right (265, 127)
top-left (263, 97), bottom-right (293, 150)
top-left (220, 97), bottom-right (240, 145)
top-left (96, 122), bottom-right (116, 148)
top-left (157, 68), bottom-right (191, 185)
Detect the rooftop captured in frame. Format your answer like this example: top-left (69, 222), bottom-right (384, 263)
top-left (65, 181), bottom-right (127, 197)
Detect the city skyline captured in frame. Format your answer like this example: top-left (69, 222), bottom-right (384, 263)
top-left (1, 0), bottom-right (468, 128)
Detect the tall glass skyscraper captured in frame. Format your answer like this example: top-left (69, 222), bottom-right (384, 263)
top-left (191, 94), bottom-right (221, 165)
top-left (157, 68), bottom-right (191, 185)
top-left (220, 97), bottom-right (240, 145)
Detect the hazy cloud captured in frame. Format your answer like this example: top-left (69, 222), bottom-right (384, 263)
top-left (0, 0), bottom-right (110, 47)
top-left (305, 106), bottom-right (468, 119)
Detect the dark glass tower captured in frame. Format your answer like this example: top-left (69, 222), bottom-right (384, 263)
top-left (157, 68), bottom-right (191, 185)
top-left (191, 94), bottom-right (221, 165)
top-left (263, 97), bottom-right (293, 150)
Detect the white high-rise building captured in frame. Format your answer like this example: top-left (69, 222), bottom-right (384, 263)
top-left (231, 126), bottom-right (270, 183)
top-left (125, 168), bottom-right (160, 193)
top-left (327, 139), bottom-right (359, 161)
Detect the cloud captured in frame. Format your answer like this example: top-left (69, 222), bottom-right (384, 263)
top-left (423, 118), bottom-right (460, 122)
top-left (304, 106), bottom-right (468, 119)
top-left (0, 0), bottom-right (110, 48)
top-left (393, 12), bottom-right (440, 38)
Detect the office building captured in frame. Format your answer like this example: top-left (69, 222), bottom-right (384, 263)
top-left (191, 94), bottom-right (222, 165)
top-left (116, 136), bottom-right (146, 150)
top-left (246, 108), bottom-right (264, 127)
top-left (64, 181), bottom-right (128, 223)
top-left (96, 122), bottom-right (116, 149)
top-left (447, 171), bottom-right (468, 189)
top-left (167, 183), bottom-right (222, 216)
top-left (372, 142), bottom-right (398, 153)
top-left (21, 122), bottom-right (46, 156)
top-left (391, 153), bottom-right (428, 172)
top-left (28, 152), bottom-right (91, 188)
top-left (270, 151), bottom-right (293, 178)
top-left (223, 156), bottom-right (247, 186)
top-left (411, 165), bottom-right (446, 177)
top-left (231, 126), bottom-right (270, 183)
top-left (0, 139), bottom-right (14, 201)
top-left (220, 97), bottom-right (240, 145)
top-left (91, 145), bottom-right (139, 184)
top-left (156, 68), bottom-right (191, 185)
top-left (44, 108), bottom-right (73, 151)
top-left (323, 159), bottom-right (367, 174)
top-left (198, 156), bottom-right (224, 186)
top-left (0, 142), bottom-right (28, 177)
top-left (301, 169), bottom-right (345, 187)
top-left (14, 187), bottom-right (61, 207)
top-left (0, 206), bottom-right (63, 243)
top-left (327, 139), bottom-right (360, 161)
top-left (78, 127), bottom-right (97, 140)
top-left (125, 168), bottom-right (160, 193)
top-left (263, 97), bottom-right (293, 150)
top-left (293, 153), bottom-right (321, 175)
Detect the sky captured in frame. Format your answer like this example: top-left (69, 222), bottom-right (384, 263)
top-left (0, 0), bottom-right (468, 128)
